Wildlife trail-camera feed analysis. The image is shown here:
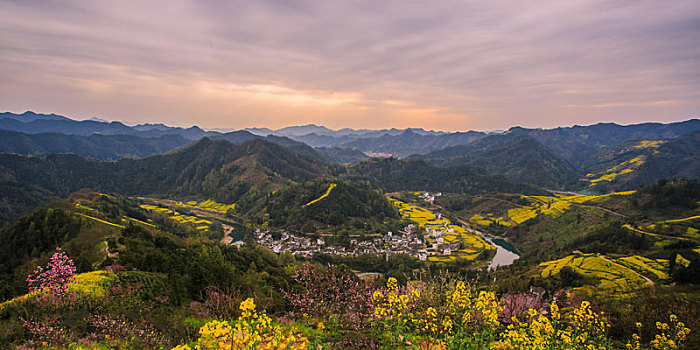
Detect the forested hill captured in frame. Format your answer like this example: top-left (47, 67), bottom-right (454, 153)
top-left (413, 133), bottom-right (578, 189)
top-left (344, 157), bottom-right (545, 195)
top-left (263, 179), bottom-right (399, 229)
top-left (0, 130), bottom-right (191, 160)
top-left (507, 119), bottom-right (700, 166)
top-left (337, 130), bottom-right (486, 157)
top-left (0, 138), bottom-right (334, 222)
top-left (0, 127), bottom-right (323, 162)
top-left (595, 129), bottom-right (700, 191)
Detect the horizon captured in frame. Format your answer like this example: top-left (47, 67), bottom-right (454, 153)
top-left (1, 1), bottom-right (699, 131)
top-left (3, 109), bottom-right (698, 134)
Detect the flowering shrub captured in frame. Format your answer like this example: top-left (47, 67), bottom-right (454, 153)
top-left (284, 264), bottom-right (374, 331)
top-left (498, 292), bottom-right (544, 323)
top-left (26, 248), bottom-right (77, 299)
top-left (175, 298), bottom-right (311, 349)
top-left (627, 315), bottom-right (692, 350)
top-left (21, 316), bottom-right (74, 348)
top-left (86, 314), bottom-right (169, 349)
top-left (494, 300), bottom-right (609, 350)
top-left (371, 277), bottom-right (423, 346)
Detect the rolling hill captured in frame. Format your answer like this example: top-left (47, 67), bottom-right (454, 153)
top-left (344, 157), bottom-right (545, 195)
top-left (0, 130), bottom-right (191, 160)
top-left (507, 119), bottom-right (700, 166)
top-left (0, 138), bottom-right (334, 223)
top-left (415, 133), bottom-right (578, 189)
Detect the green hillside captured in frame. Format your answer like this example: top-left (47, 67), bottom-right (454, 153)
top-left (263, 179), bottom-right (399, 230)
top-left (345, 157), bottom-right (545, 195)
top-left (416, 133), bottom-right (578, 189)
top-left (0, 138), bottom-right (333, 223)
top-left (0, 130), bottom-right (191, 160)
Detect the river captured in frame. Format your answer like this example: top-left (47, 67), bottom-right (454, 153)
top-left (483, 235), bottom-right (520, 271)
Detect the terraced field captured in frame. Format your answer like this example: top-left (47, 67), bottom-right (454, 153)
top-left (76, 213), bottom-right (126, 229)
top-left (75, 202), bottom-right (158, 229)
top-left (624, 217), bottom-right (700, 241)
top-left (539, 254), bottom-right (668, 295)
top-left (632, 139), bottom-right (666, 149)
top-left (303, 183), bottom-right (337, 207)
top-left (615, 255), bottom-right (669, 280)
top-left (663, 215), bottom-right (700, 223)
top-left (582, 155), bottom-right (646, 185)
top-left (468, 191), bottom-right (636, 228)
top-left (469, 213), bottom-right (512, 227)
top-left (181, 199), bottom-right (235, 214)
top-left (140, 204), bottom-right (213, 231)
top-left (388, 197), bottom-right (494, 262)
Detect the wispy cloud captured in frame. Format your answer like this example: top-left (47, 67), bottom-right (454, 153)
top-left (0, 0), bottom-right (698, 130)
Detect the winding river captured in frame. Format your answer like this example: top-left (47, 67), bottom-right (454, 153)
top-left (483, 235), bottom-right (520, 271)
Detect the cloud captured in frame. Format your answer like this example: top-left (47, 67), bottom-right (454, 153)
top-left (0, 0), bottom-right (698, 130)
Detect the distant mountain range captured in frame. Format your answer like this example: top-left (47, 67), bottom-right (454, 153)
top-left (0, 137), bottom-right (538, 223)
top-left (1, 110), bottom-right (698, 200)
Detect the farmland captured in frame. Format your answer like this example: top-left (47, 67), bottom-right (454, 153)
top-left (623, 215), bottom-right (700, 241)
top-left (303, 183), bottom-right (337, 207)
top-left (387, 196), bottom-right (494, 262)
top-left (181, 199), bottom-right (235, 214)
top-left (467, 191), bottom-right (636, 228)
top-left (582, 154), bottom-right (646, 186)
top-left (139, 203), bottom-right (213, 231)
top-left (632, 139), bottom-right (666, 149)
top-left (539, 253), bottom-right (671, 295)
top-left (75, 202), bottom-right (157, 229)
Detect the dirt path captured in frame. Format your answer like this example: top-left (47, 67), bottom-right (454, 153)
top-left (575, 203), bottom-right (629, 218)
top-left (220, 224), bottom-right (234, 244)
top-left (621, 224), bottom-right (690, 241)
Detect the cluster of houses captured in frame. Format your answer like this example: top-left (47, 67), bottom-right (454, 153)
top-left (252, 219), bottom-right (466, 261)
top-left (417, 191), bottom-right (441, 204)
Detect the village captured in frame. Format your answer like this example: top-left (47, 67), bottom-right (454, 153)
top-left (253, 198), bottom-right (468, 262)
top-left (253, 225), bottom-right (445, 261)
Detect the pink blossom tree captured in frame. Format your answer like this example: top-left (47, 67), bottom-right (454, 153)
top-left (26, 247), bottom-right (77, 297)
top-left (284, 264), bottom-right (375, 331)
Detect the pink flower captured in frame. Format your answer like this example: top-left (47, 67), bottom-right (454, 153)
top-left (26, 247), bottom-right (77, 298)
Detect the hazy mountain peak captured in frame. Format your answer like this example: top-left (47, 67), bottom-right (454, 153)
top-left (1, 111), bottom-right (71, 122)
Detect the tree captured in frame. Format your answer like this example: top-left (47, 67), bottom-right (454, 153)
top-left (26, 247), bottom-right (76, 297)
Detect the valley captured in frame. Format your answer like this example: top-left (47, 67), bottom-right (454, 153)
top-left (0, 112), bottom-right (698, 349)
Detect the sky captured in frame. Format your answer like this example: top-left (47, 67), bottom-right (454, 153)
top-left (1, 1), bottom-right (699, 132)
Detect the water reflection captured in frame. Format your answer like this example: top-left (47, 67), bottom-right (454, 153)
top-left (483, 236), bottom-right (520, 271)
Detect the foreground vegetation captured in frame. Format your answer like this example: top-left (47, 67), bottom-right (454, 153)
top-left (0, 180), bottom-right (698, 349)
top-left (1, 255), bottom-right (693, 350)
